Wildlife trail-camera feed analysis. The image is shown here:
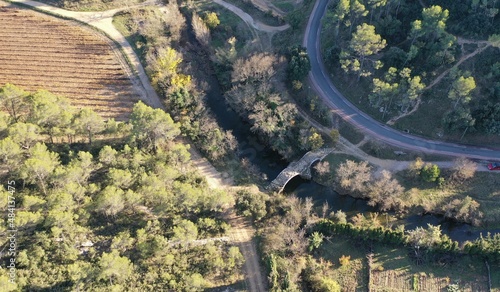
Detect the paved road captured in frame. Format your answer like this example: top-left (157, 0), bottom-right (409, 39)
top-left (303, 0), bottom-right (500, 161)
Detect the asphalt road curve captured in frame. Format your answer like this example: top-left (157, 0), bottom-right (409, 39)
top-left (303, 0), bottom-right (500, 161)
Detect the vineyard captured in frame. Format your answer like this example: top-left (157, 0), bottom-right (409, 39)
top-left (0, 2), bottom-right (139, 120)
top-left (371, 270), bottom-right (489, 292)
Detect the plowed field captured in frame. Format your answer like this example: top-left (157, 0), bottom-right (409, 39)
top-left (0, 3), bottom-right (139, 120)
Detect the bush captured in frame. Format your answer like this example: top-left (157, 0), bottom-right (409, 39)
top-left (235, 188), bottom-right (269, 221)
top-left (339, 255), bottom-right (351, 266)
top-left (203, 11), bottom-right (220, 29)
top-left (420, 163), bottom-right (440, 182)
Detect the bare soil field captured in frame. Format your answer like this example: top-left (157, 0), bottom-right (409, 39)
top-left (0, 2), bottom-right (139, 120)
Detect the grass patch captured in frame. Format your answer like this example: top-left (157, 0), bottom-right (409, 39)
top-left (337, 117), bottom-right (365, 145)
top-left (221, 0), bottom-right (285, 26)
top-left (394, 169), bottom-right (500, 226)
top-left (316, 238), bottom-right (368, 291)
top-left (456, 172), bottom-right (500, 225)
top-left (360, 140), bottom-right (453, 161)
top-left (317, 236), bottom-right (492, 291)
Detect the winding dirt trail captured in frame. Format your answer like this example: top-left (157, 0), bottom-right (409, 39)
top-left (213, 0), bottom-right (290, 33)
top-left (425, 43), bottom-right (491, 91)
top-left (387, 37), bottom-right (494, 125)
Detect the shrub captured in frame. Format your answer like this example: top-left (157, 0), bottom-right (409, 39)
top-left (339, 255), bottom-right (351, 266)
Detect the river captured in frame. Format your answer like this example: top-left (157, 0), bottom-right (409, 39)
top-left (286, 176), bottom-right (500, 243)
top-left (194, 29), bottom-right (499, 244)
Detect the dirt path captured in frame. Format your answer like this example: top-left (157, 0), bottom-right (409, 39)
top-left (212, 0), bottom-right (290, 33)
top-left (248, 0), bottom-right (286, 17)
top-left (425, 43), bottom-right (491, 91)
top-left (226, 208), bottom-right (268, 292)
top-left (387, 37), bottom-right (494, 125)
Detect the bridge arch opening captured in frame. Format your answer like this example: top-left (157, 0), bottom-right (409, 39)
top-left (281, 175), bottom-right (307, 193)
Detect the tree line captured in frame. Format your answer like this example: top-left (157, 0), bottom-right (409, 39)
top-left (313, 157), bottom-right (484, 226)
top-left (118, 5), bottom-right (237, 164)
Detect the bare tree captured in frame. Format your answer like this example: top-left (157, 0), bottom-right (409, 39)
top-left (442, 196), bottom-right (483, 226)
top-left (231, 53), bottom-right (277, 84)
top-left (192, 13), bottom-right (210, 47)
top-left (450, 157), bottom-right (477, 183)
top-left (315, 161), bottom-right (330, 176)
top-left (407, 157), bottom-right (424, 178)
top-left (335, 160), bottom-right (372, 196)
top-left (367, 170), bottom-right (405, 211)
top-left (163, 2), bottom-right (186, 42)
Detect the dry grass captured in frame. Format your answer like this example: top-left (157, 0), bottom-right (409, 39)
top-left (396, 170), bottom-right (500, 226)
top-left (0, 3), bottom-right (139, 120)
top-left (317, 239), bottom-right (368, 291)
top-left (371, 244), bottom-right (491, 292)
top-left (317, 237), bottom-right (492, 292)
top-left (371, 270), bottom-right (489, 292)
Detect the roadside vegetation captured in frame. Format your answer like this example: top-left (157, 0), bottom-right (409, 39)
top-left (322, 0), bottom-right (500, 146)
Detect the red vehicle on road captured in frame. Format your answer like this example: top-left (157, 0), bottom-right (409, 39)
top-left (488, 163), bottom-right (500, 170)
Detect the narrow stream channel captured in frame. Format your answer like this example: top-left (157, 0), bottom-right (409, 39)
top-left (286, 176), bottom-right (500, 243)
top-left (203, 64), bottom-right (500, 243)
top-left (183, 15), bottom-right (287, 180)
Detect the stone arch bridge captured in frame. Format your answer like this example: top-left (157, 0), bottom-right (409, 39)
top-left (268, 148), bottom-right (334, 193)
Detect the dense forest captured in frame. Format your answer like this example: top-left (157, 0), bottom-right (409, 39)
top-left (323, 0), bottom-right (500, 142)
top-left (113, 1), bottom-right (327, 162)
top-left (0, 84), bottom-right (243, 291)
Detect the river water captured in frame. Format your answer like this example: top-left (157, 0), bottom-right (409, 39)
top-left (286, 176), bottom-right (500, 243)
